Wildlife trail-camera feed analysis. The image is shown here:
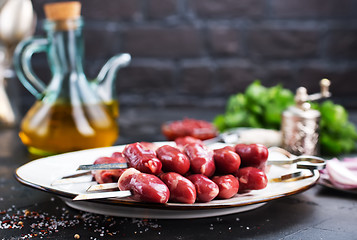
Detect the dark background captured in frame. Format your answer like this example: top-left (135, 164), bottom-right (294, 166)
top-left (2, 2), bottom-right (357, 239)
top-left (19, 0), bottom-right (357, 115)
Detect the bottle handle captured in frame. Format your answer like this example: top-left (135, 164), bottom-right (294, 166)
top-left (13, 37), bottom-right (49, 99)
top-left (95, 53), bottom-right (131, 102)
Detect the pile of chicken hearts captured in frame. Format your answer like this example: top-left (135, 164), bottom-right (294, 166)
top-left (91, 137), bottom-right (269, 204)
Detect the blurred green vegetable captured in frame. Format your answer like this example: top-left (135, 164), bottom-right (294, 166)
top-left (214, 81), bottom-right (357, 156)
top-left (214, 81), bottom-right (295, 131)
top-left (316, 101), bottom-right (357, 155)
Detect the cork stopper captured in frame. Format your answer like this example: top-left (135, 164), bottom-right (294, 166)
top-left (44, 1), bottom-right (81, 21)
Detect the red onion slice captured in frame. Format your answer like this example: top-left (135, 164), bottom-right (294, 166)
top-left (326, 158), bottom-right (357, 190)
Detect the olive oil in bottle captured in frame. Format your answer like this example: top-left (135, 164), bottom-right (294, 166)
top-left (19, 101), bottom-right (118, 156)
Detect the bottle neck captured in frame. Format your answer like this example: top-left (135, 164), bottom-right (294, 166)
top-left (44, 18), bottom-right (85, 76)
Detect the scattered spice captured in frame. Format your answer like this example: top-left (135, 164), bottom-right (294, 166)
top-left (0, 204), bottom-right (163, 239)
top-left (24, 210), bottom-right (30, 217)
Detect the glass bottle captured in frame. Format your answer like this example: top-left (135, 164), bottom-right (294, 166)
top-left (14, 2), bottom-right (128, 157)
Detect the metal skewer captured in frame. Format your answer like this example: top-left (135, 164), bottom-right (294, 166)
top-left (52, 171), bottom-right (94, 186)
top-left (267, 155), bottom-right (325, 166)
top-left (73, 190), bottom-right (132, 201)
top-left (62, 171), bottom-right (92, 179)
top-left (52, 163), bottom-right (128, 185)
top-left (77, 162), bottom-right (128, 171)
top-left (86, 183), bottom-right (118, 192)
top-left (268, 155), bottom-right (326, 173)
top-left (269, 171), bottom-right (315, 183)
top-left (51, 178), bottom-right (95, 186)
top-left (267, 147), bottom-right (326, 178)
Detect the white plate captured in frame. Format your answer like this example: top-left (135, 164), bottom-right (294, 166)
top-left (15, 142), bottom-right (320, 219)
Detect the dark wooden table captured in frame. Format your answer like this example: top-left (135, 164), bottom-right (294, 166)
top-left (1, 107), bottom-right (356, 239)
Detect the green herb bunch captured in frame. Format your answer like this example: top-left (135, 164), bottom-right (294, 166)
top-left (214, 81), bottom-right (357, 156)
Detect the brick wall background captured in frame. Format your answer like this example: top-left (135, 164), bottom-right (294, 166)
top-left (21, 0), bottom-right (357, 114)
